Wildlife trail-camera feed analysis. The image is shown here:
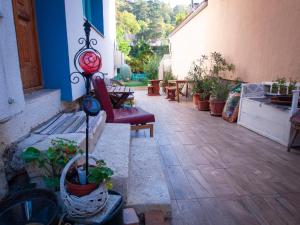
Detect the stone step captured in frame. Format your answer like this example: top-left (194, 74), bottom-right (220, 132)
top-left (13, 111), bottom-right (106, 182)
top-left (123, 208), bottom-right (139, 225)
top-left (127, 138), bottom-right (171, 223)
top-left (91, 123), bottom-right (131, 198)
top-left (0, 89), bottom-right (61, 149)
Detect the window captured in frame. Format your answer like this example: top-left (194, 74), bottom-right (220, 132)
top-left (82, 0), bottom-right (104, 35)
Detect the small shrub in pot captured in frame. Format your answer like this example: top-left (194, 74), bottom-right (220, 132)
top-left (209, 78), bottom-right (231, 116)
top-left (187, 55), bottom-right (208, 106)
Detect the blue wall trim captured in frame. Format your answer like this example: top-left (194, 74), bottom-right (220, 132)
top-left (35, 0), bottom-right (72, 101)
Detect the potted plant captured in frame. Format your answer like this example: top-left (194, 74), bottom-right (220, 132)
top-left (204, 52), bottom-right (234, 115)
top-left (66, 159), bottom-right (113, 197)
top-left (209, 77), bottom-right (231, 116)
top-left (197, 76), bottom-right (211, 111)
top-left (188, 55), bottom-right (209, 107)
top-left (288, 78), bottom-right (297, 95)
top-left (21, 138), bottom-right (82, 191)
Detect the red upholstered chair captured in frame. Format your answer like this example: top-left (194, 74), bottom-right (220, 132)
top-left (92, 77), bottom-right (155, 137)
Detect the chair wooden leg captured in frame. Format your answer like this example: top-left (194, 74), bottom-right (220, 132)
top-left (288, 129), bottom-right (299, 152)
top-left (131, 124), bottom-right (154, 138)
top-left (150, 124), bottom-right (154, 137)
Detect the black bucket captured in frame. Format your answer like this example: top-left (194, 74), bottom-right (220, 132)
top-left (0, 189), bottom-right (58, 225)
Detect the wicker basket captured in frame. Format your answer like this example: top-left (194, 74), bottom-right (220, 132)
top-left (60, 154), bottom-right (108, 217)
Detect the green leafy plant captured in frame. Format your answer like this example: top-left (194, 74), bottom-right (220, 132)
top-left (288, 78), bottom-right (297, 95)
top-left (210, 78), bottom-right (231, 101)
top-left (187, 55), bottom-right (209, 94)
top-left (161, 71), bottom-right (176, 89)
top-left (272, 77), bottom-right (290, 95)
top-left (276, 77), bottom-right (287, 94)
top-left (88, 160), bottom-right (114, 189)
top-left (21, 138), bottom-right (83, 191)
top-left (201, 76), bottom-right (213, 100)
top-left (271, 82), bottom-right (279, 94)
top-left (210, 52), bottom-right (235, 76)
top-left (144, 55), bottom-right (160, 80)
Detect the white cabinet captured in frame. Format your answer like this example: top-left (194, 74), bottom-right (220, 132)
top-left (238, 98), bottom-right (291, 146)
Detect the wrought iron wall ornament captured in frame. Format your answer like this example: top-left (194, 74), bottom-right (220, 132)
top-left (70, 20), bottom-right (106, 179)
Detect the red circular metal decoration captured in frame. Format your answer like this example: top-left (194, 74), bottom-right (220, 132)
top-left (79, 51), bottom-right (102, 75)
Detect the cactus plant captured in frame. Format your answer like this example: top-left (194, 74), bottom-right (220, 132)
top-left (119, 64), bottom-right (132, 81)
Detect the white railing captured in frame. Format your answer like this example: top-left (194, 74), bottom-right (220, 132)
top-left (291, 90), bottom-right (300, 115)
top-left (262, 81), bottom-right (300, 95)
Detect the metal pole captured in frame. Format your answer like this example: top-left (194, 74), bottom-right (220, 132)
top-left (85, 114), bottom-right (89, 181)
top-left (85, 76), bottom-right (91, 181)
top-left (83, 17), bottom-right (91, 182)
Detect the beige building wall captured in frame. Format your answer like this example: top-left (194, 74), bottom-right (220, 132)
top-left (169, 0), bottom-right (300, 82)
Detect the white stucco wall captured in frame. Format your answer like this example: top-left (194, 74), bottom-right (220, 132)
top-left (0, 1), bottom-right (61, 151)
top-left (0, 0), bottom-right (25, 122)
top-left (64, 0), bottom-right (116, 100)
top-left (169, 0), bottom-right (300, 82)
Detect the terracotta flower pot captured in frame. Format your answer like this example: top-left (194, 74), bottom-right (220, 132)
top-left (197, 99), bottom-right (209, 111)
top-left (209, 100), bottom-right (225, 116)
top-left (66, 181), bottom-right (98, 197)
top-left (193, 93), bottom-right (200, 107)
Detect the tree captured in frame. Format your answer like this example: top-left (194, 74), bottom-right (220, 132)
top-left (144, 55), bottom-right (161, 80)
top-left (117, 11), bottom-right (141, 35)
top-left (175, 11), bottom-right (188, 25)
top-left (116, 0), bottom-right (189, 72)
top-left (128, 41), bottom-right (153, 72)
top-left (116, 27), bottom-right (131, 56)
top-left (132, 0), bottom-right (149, 21)
top-left (116, 10), bottom-right (141, 56)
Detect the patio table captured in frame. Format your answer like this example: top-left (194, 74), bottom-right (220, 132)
top-left (167, 80), bottom-right (190, 102)
top-left (107, 86), bottom-right (134, 109)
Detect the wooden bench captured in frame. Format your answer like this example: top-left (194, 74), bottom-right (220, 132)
top-left (165, 86), bottom-right (176, 101)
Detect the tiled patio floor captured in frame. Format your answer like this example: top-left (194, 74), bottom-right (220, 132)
top-left (132, 90), bottom-right (300, 225)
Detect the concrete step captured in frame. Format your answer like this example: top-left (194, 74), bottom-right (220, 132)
top-left (127, 138), bottom-right (171, 223)
top-left (123, 208), bottom-right (139, 225)
top-left (91, 123), bottom-right (131, 197)
top-left (0, 89), bottom-right (61, 150)
top-left (13, 111), bottom-right (106, 183)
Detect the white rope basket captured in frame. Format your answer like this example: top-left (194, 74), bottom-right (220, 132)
top-left (60, 154), bottom-right (108, 217)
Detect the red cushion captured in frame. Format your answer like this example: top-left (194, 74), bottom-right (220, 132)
top-left (92, 77), bottom-right (114, 122)
top-left (113, 107), bottom-right (155, 125)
